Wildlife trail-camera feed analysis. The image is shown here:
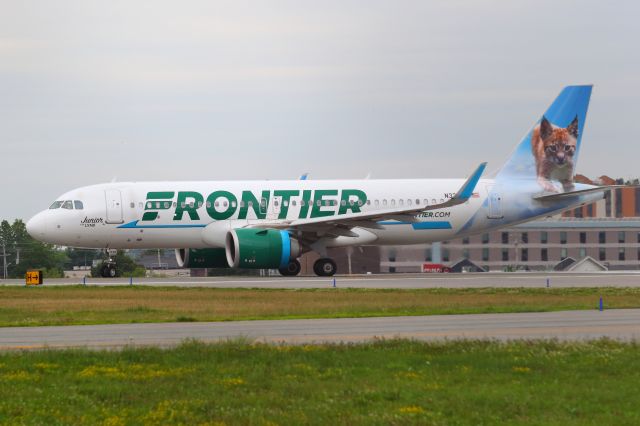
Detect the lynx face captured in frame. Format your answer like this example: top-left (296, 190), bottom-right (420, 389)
top-left (531, 115), bottom-right (579, 192)
top-left (540, 116), bottom-right (578, 166)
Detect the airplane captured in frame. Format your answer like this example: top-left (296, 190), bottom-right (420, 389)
top-left (27, 85), bottom-right (613, 277)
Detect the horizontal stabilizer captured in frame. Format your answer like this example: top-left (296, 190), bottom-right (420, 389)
top-left (534, 185), bottom-right (639, 202)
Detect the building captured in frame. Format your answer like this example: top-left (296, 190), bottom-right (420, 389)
top-left (563, 175), bottom-right (640, 219)
top-left (381, 218), bottom-right (640, 272)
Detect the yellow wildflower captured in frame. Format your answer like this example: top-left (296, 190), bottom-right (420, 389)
top-left (398, 406), bottom-right (425, 414)
top-left (220, 377), bottom-right (245, 386)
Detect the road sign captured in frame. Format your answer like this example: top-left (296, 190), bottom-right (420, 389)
top-left (26, 270), bottom-right (43, 286)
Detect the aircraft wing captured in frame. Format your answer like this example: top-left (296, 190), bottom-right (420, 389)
top-left (253, 162), bottom-right (487, 237)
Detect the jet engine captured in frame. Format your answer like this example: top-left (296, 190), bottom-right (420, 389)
top-left (225, 229), bottom-right (301, 269)
top-left (175, 248), bottom-right (229, 268)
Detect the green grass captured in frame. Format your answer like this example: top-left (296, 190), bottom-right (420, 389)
top-left (0, 339), bottom-right (639, 425)
top-left (1, 286), bottom-right (640, 327)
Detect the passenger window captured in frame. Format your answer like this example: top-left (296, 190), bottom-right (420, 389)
top-left (292, 200), bottom-right (297, 206)
top-left (341, 200), bottom-right (346, 206)
top-left (232, 201), bottom-right (237, 208)
top-left (399, 199), bottom-right (404, 206)
top-left (366, 200), bottom-right (371, 205)
top-left (240, 201), bottom-right (245, 208)
top-left (391, 199), bottom-right (396, 206)
top-left (215, 201), bottom-right (219, 207)
top-left (164, 202), bottom-right (170, 209)
top-left (189, 201), bottom-right (194, 208)
top-left (206, 201), bottom-right (212, 208)
top-left (407, 199), bottom-right (412, 206)
top-left (49, 201), bottom-right (63, 209)
top-left (181, 202), bottom-right (186, 208)
top-left (283, 200), bottom-right (289, 207)
top-left (130, 202), bottom-right (135, 209)
top-left (156, 202), bottom-right (161, 209)
top-left (375, 200), bottom-right (379, 207)
top-left (172, 202), bottom-right (177, 208)
top-left (198, 201), bottom-right (203, 208)
top-left (274, 200), bottom-right (279, 207)
top-left (73, 201), bottom-right (84, 209)
top-left (415, 199), bottom-right (420, 205)
top-left (223, 201), bottom-right (228, 207)
top-left (383, 199), bottom-right (388, 206)
top-left (62, 200), bottom-right (73, 210)
top-left (431, 199), bottom-right (436, 204)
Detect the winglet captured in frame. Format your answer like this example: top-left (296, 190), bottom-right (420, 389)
top-left (455, 162), bottom-right (487, 201)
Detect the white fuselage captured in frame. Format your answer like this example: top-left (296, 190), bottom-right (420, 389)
top-left (26, 178), bottom-right (601, 251)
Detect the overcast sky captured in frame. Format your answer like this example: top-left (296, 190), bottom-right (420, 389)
top-left (2, 0), bottom-right (639, 220)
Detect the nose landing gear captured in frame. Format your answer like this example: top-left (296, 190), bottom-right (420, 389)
top-left (99, 249), bottom-right (118, 278)
top-left (100, 262), bottom-right (117, 278)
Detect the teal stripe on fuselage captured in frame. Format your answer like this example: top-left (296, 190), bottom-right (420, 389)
top-left (378, 221), bottom-right (452, 230)
top-left (117, 221), bottom-right (207, 229)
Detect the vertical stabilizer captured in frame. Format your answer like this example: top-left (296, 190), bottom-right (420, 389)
top-left (497, 85), bottom-right (592, 193)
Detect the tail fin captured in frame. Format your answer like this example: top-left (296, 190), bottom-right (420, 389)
top-left (496, 85), bottom-right (592, 192)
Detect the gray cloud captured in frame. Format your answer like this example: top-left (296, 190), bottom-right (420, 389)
top-left (1, 0), bottom-right (639, 219)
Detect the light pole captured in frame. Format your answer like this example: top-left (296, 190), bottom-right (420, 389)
top-left (1, 242), bottom-right (7, 279)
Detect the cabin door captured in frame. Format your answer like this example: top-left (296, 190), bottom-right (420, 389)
top-left (105, 190), bottom-right (124, 224)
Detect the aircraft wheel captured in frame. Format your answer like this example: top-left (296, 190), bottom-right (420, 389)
top-left (101, 264), bottom-right (117, 278)
top-left (279, 259), bottom-right (301, 277)
top-left (313, 258), bottom-right (337, 277)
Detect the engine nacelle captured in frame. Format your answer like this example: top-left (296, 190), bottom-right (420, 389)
top-left (225, 229), bottom-right (301, 269)
top-left (175, 248), bottom-right (229, 268)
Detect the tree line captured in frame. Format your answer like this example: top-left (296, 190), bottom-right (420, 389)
top-left (0, 219), bottom-right (137, 279)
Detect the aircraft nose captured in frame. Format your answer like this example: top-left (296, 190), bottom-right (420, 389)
top-left (26, 212), bottom-right (48, 238)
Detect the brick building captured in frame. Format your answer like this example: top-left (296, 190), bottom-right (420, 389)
top-left (380, 218), bottom-right (640, 272)
top-left (563, 175), bottom-right (640, 218)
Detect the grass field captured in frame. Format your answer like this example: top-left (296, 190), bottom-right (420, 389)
top-left (0, 286), bottom-right (639, 327)
top-left (0, 339), bottom-right (638, 425)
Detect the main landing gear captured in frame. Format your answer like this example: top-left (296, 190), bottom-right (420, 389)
top-left (277, 258), bottom-right (338, 277)
top-left (278, 259), bottom-right (301, 277)
top-left (313, 258), bottom-right (337, 277)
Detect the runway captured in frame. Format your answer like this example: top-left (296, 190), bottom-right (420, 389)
top-left (1, 309), bottom-right (639, 350)
top-left (2, 272), bottom-right (640, 288)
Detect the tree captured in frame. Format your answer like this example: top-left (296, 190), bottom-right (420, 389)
top-left (0, 219), bottom-right (67, 278)
top-left (64, 247), bottom-right (101, 270)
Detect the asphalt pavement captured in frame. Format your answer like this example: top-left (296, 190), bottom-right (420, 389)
top-left (1, 309), bottom-right (638, 350)
top-left (2, 272), bottom-right (640, 288)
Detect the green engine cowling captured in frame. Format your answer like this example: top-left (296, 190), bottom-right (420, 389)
top-left (175, 248), bottom-right (229, 268)
top-left (225, 229), bottom-right (301, 269)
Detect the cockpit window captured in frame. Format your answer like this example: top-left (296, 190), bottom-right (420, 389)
top-left (74, 200), bottom-right (84, 210)
top-left (62, 200), bottom-right (73, 210)
top-left (49, 201), bottom-right (63, 209)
